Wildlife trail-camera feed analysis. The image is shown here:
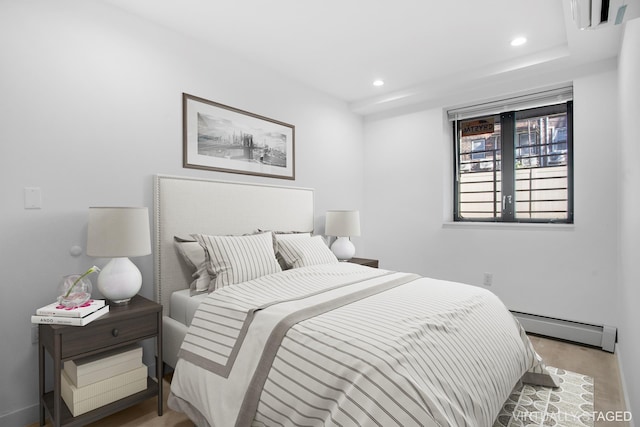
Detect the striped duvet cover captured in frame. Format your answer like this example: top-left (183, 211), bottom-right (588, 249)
top-left (168, 263), bottom-right (556, 427)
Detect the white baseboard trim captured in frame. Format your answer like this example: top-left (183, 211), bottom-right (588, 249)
top-left (0, 404), bottom-right (39, 427)
top-left (512, 311), bottom-right (617, 352)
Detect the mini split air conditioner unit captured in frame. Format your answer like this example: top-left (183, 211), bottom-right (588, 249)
top-left (570, 0), bottom-right (630, 29)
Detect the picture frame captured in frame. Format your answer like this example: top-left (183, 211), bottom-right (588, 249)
top-left (183, 93), bottom-right (295, 180)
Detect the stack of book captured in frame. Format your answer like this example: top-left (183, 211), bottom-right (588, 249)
top-left (31, 299), bottom-right (109, 326)
top-left (61, 345), bottom-right (147, 416)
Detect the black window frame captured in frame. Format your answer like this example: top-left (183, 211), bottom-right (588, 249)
top-left (453, 101), bottom-right (574, 224)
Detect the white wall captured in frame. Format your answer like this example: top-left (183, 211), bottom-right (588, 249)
top-left (363, 70), bottom-right (620, 328)
top-left (617, 17), bottom-right (640, 422)
top-left (0, 1), bottom-right (364, 425)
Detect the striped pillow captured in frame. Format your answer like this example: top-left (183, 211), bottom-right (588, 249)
top-left (193, 232), bottom-right (282, 291)
top-left (277, 235), bottom-right (339, 269)
top-left (273, 232), bottom-right (312, 269)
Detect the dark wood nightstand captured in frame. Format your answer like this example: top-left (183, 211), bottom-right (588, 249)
top-left (38, 295), bottom-right (163, 427)
top-left (347, 257), bottom-right (379, 268)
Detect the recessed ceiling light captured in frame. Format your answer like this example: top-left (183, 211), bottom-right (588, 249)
top-left (373, 79), bottom-right (384, 87)
top-left (510, 37), bottom-right (527, 47)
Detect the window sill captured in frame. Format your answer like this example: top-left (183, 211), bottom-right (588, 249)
top-left (442, 221), bottom-right (575, 231)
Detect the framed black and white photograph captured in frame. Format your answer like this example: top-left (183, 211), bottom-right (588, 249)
top-left (183, 93), bottom-right (295, 180)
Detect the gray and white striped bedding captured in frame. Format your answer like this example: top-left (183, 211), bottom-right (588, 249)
top-left (168, 263), bottom-right (556, 427)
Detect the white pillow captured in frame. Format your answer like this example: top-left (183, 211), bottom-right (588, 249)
top-left (193, 232), bottom-right (282, 291)
top-left (174, 237), bottom-right (210, 294)
top-left (277, 235), bottom-right (339, 269)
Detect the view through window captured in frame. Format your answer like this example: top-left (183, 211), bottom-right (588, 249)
top-left (454, 102), bottom-right (573, 223)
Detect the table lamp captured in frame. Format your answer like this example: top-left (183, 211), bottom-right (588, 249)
top-left (87, 207), bottom-right (151, 305)
top-left (325, 210), bottom-right (360, 261)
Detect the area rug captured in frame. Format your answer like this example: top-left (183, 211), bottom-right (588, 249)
top-left (493, 367), bottom-right (594, 427)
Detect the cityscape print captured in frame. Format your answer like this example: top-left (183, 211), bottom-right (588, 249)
top-left (197, 113), bottom-right (287, 168)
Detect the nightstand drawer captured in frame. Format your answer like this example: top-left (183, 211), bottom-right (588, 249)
top-left (60, 313), bottom-right (158, 359)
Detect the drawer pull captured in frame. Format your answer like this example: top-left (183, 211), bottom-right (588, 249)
top-left (112, 328), bottom-right (119, 337)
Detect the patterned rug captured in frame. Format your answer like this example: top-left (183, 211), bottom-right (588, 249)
top-left (494, 367), bottom-right (594, 427)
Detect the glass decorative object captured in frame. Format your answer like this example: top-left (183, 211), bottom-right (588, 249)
top-left (57, 274), bottom-right (93, 308)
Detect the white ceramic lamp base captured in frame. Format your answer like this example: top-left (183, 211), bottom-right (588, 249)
top-left (97, 257), bottom-right (142, 305)
top-left (331, 236), bottom-right (355, 261)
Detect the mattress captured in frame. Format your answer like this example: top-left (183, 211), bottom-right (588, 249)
top-left (169, 289), bottom-right (208, 327)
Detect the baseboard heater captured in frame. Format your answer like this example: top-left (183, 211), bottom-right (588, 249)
top-left (511, 311), bottom-right (617, 353)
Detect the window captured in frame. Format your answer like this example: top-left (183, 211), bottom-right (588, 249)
top-left (451, 93), bottom-right (573, 223)
top-left (471, 139), bottom-right (486, 159)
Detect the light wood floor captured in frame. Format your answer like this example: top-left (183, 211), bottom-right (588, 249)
top-left (528, 335), bottom-right (629, 427)
top-left (30, 336), bottom-right (627, 427)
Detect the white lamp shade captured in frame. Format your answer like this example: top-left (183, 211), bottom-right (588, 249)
top-left (87, 207), bottom-right (151, 257)
top-left (325, 210), bottom-right (361, 237)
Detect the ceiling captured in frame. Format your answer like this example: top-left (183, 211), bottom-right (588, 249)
top-left (102, 0), bottom-right (636, 115)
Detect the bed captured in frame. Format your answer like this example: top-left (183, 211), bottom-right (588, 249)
top-left (154, 174), bottom-right (557, 427)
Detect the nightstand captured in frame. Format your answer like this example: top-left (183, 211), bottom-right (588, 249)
top-left (347, 257), bottom-right (379, 268)
top-left (38, 295), bottom-right (163, 427)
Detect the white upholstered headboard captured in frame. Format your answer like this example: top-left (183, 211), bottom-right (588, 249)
top-left (153, 174), bottom-right (314, 314)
